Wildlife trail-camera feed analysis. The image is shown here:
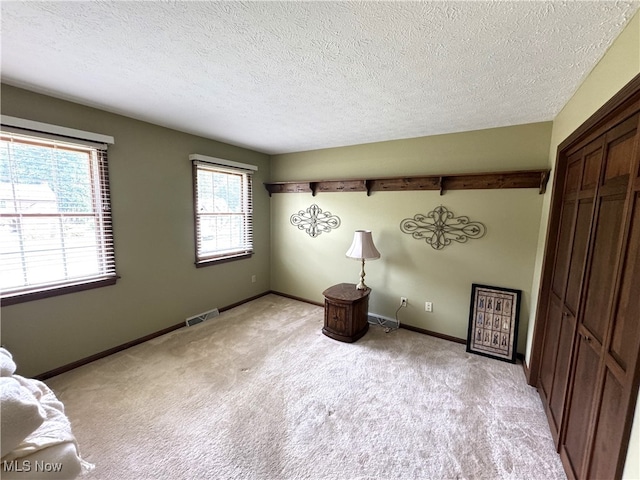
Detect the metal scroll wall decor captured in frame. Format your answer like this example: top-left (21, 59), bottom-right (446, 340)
top-left (290, 204), bottom-right (341, 238)
top-left (400, 205), bottom-right (486, 250)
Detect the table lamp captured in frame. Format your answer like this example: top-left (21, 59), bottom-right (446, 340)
top-left (345, 230), bottom-right (381, 290)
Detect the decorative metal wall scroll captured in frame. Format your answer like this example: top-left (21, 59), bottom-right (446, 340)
top-left (400, 205), bottom-right (486, 250)
top-left (290, 204), bottom-right (341, 238)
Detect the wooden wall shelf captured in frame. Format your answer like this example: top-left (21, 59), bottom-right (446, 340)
top-left (264, 169), bottom-right (550, 196)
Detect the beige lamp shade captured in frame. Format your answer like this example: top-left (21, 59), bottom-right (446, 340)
top-left (346, 230), bottom-right (380, 289)
top-left (345, 230), bottom-right (381, 260)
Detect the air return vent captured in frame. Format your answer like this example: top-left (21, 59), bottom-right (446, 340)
top-left (185, 308), bottom-right (219, 327)
top-left (368, 313), bottom-right (399, 330)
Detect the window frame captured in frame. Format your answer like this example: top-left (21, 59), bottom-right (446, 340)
top-left (0, 116), bottom-right (117, 306)
top-left (191, 154), bottom-right (256, 267)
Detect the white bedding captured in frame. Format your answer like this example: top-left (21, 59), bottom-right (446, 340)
top-left (0, 348), bottom-right (93, 479)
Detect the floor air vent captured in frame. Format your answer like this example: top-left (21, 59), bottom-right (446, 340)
top-left (185, 308), bottom-right (219, 327)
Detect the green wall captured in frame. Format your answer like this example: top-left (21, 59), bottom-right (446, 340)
top-left (0, 84), bottom-right (271, 376)
top-left (270, 122), bottom-right (552, 354)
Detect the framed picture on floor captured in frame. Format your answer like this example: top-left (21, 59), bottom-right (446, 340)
top-left (466, 283), bottom-right (521, 363)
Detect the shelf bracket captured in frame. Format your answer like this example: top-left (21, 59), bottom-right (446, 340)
top-left (539, 171), bottom-right (549, 194)
top-left (365, 179), bottom-right (373, 196)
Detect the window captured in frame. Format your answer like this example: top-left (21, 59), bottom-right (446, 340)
top-left (0, 117), bottom-right (116, 305)
top-left (191, 154), bottom-right (256, 266)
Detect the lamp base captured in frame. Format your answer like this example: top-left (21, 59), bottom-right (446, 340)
top-left (356, 259), bottom-right (368, 290)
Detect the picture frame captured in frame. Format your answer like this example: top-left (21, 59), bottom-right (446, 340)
top-left (466, 283), bottom-right (521, 363)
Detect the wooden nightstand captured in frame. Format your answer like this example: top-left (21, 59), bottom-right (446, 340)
top-left (322, 283), bottom-right (370, 343)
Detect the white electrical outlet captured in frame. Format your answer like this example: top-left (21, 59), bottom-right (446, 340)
top-left (251, 275), bottom-right (256, 283)
top-left (425, 302), bottom-right (433, 312)
top-left (400, 297), bottom-right (408, 307)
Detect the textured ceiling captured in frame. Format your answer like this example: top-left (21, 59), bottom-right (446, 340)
top-left (1, 1), bottom-right (639, 155)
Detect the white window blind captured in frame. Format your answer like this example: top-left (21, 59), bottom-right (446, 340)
top-left (0, 125), bottom-right (117, 305)
top-left (191, 155), bottom-right (256, 265)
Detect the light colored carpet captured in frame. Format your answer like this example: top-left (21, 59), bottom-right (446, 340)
top-left (46, 294), bottom-right (566, 480)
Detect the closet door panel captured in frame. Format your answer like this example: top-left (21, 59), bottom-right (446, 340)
top-left (565, 155), bottom-right (583, 193)
top-left (565, 138), bottom-right (602, 314)
top-left (548, 307), bottom-right (576, 433)
top-left (562, 340), bottom-right (600, 478)
top-left (564, 200), bottom-right (594, 314)
top-left (551, 156), bottom-right (582, 299)
top-left (609, 193), bottom-right (640, 372)
top-left (551, 197), bottom-right (577, 298)
top-left (604, 120), bottom-right (636, 184)
top-left (582, 147), bottom-right (602, 189)
top-left (581, 194), bottom-right (626, 343)
top-left (589, 371), bottom-right (626, 479)
top-left (539, 295), bottom-right (564, 406)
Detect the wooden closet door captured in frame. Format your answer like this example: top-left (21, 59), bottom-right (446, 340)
top-left (585, 113), bottom-right (640, 479)
top-left (538, 141), bottom-right (602, 443)
top-left (538, 153), bottom-right (579, 439)
top-left (560, 113), bottom-right (640, 480)
top-left (589, 162), bottom-right (640, 479)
